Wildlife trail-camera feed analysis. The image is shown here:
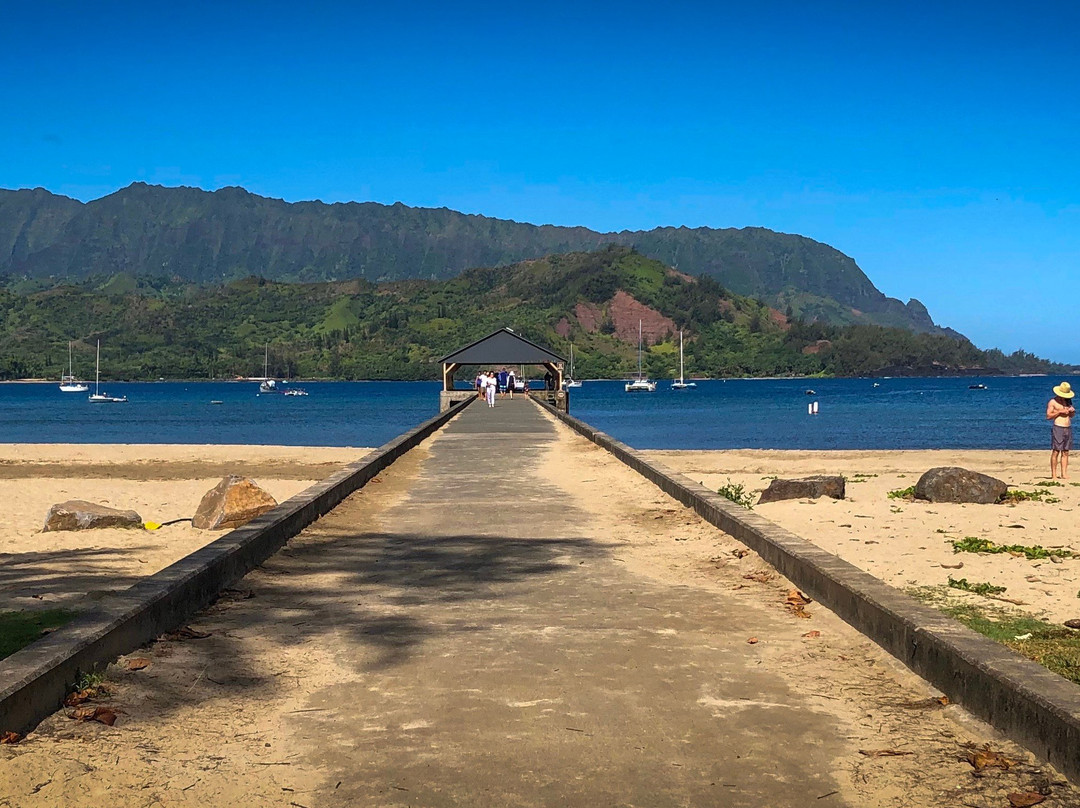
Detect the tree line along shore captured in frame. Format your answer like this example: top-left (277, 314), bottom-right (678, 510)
top-left (0, 247), bottom-right (1069, 382)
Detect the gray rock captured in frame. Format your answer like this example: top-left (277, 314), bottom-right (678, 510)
top-left (913, 467), bottom-right (1007, 504)
top-left (758, 476), bottom-right (846, 504)
top-left (192, 475), bottom-right (278, 530)
top-left (44, 500), bottom-right (143, 532)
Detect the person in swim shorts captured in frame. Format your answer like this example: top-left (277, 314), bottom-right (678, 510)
top-left (1047, 381), bottom-right (1076, 479)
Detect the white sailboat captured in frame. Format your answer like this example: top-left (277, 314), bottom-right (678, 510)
top-left (671, 330), bottom-right (696, 389)
top-left (258, 344), bottom-right (283, 394)
top-left (59, 341), bottom-right (89, 392)
top-left (88, 340), bottom-right (127, 403)
top-left (565, 343), bottom-right (582, 388)
top-left (625, 320), bottom-right (657, 392)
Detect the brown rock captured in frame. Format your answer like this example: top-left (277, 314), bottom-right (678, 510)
top-left (914, 467), bottom-right (1007, 504)
top-left (1064, 619), bottom-right (1080, 630)
top-left (192, 475), bottom-right (278, 530)
top-left (44, 500), bottom-right (143, 532)
top-left (758, 476), bottom-right (846, 504)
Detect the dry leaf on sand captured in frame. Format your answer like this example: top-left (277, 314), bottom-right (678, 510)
top-left (62, 687), bottom-right (107, 707)
top-left (802, 630), bottom-right (821, 639)
top-left (746, 637), bottom-right (759, 644)
top-left (120, 657), bottom-right (151, 671)
top-left (1008, 792), bottom-right (1047, 807)
top-left (785, 590), bottom-right (813, 618)
top-left (69, 706), bottom-right (117, 726)
top-left (964, 746), bottom-right (1013, 772)
top-left (0, 731), bottom-right (22, 744)
top-left (901, 696), bottom-right (950, 709)
top-left (859, 749), bottom-right (914, 758)
top-left (166, 626), bottom-right (212, 641)
top-left (742, 571), bottom-right (774, 584)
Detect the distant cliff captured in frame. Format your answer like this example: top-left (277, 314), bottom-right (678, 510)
top-left (0, 182), bottom-right (950, 335)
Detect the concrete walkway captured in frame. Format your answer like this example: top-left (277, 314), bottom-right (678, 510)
top-left (3, 396), bottom-right (1064, 807)
top-left (319, 398), bottom-right (850, 805)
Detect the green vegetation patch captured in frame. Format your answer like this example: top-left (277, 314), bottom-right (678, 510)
top-left (1003, 488), bottom-right (1060, 504)
top-left (0, 609), bottom-right (75, 660)
top-left (716, 480), bottom-right (755, 509)
top-left (1035, 481), bottom-right (1064, 488)
top-left (942, 603), bottom-right (1080, 685)
top-left (887, 485), bottom-right (916, 500)
top-left (950, 535), bottom-right (1074, 560)
top-left (947, 577), bottom-right (1008, 596)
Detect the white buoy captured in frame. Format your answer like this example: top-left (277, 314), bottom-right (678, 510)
top-left (812, 401), bottom-right (819, 415)
top-left (808, 403), bottom-right (813, 415)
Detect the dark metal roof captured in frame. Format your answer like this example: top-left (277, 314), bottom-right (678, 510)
top-left (440, 328), bottom-right (566, 365)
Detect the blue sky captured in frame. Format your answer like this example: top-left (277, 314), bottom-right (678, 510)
top-left (3, 1), bottom-right (1078, 361)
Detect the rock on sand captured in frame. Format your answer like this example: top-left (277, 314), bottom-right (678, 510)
top-left (914, 467), bottom-right (1007, 504)
top-left (758, 475), bottom-right (846, 504)
top-left (192, 475), bottom-right (278, 530)
top-left (44, 500), bottom-right (143, 532)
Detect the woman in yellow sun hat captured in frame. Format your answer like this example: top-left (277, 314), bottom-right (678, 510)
top-left (1047, 382), bottom-right (1076, 479)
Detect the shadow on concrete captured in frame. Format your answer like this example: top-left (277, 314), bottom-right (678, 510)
top-left (104, 528), bottom-right (610, 720)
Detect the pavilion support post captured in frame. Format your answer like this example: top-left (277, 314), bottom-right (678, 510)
top-left (442, 362), bottom-right (460, 392)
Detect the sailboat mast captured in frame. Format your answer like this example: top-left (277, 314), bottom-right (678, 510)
top-left (95, 340), bottom-right (100, 395)
top-left (679, 330), bottom-right (684, 384)
top-left (264, 344), bottom-right (269, 379)
top-left (638, 320), bottom-right (643, 379)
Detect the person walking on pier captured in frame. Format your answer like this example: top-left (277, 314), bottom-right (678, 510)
top-left (507, 368), bottom-right (516, 400)
top-left (497, 368), bottom-right (509, 398)
top-left (486, 371), bottom-right (497, 408)
top-left (476, 371), bottom-right (485, 400)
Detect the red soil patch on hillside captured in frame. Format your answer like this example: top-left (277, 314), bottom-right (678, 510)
top-left (667, 268), bottom-right (695, 283)
top-left (609, 291), bottom-right (677, 345)
top-left (802, 339), bottom-right (832, 355)
top-left (575, 302), bottom-right (602, 333)
top-left (555, 317), bottom-right (572, 338)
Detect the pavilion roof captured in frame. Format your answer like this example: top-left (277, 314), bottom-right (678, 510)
top-left (439, 328), bottom-right (566, 365)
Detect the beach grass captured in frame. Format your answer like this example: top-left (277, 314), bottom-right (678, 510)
top-left (909, 587), bottom-right (1080, 685)
top-left (0, 609), bottom-right (75, 661)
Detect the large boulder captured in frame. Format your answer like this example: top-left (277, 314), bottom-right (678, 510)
top-left (914, 467), bottom-right (1007, 504)
top-left (44, 500), bottom-right (143, 532)
top-left (192, 476), bottom-right (278, 530)
top-left (758, 476), bottom-right (846, 504)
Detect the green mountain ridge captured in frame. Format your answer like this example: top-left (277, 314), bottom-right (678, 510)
top-left (0, 247), bottom-right (1065, 382)
top-left (0, 182), bottom-right (952, 336)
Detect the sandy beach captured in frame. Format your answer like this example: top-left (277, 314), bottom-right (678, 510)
top-left (0, 444), bottom-right (370, 613)
top-left (645, 449), bottom-right (1080, 624)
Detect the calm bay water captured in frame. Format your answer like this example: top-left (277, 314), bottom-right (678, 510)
top-left (0, 376), bottom-right (1075, 450)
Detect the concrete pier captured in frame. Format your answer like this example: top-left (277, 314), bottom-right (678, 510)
top-left (2, 396), bottom-right (1073, 806)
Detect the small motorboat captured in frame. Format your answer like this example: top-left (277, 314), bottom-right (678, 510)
top-left (969, 383), bottom-right (988, 390)
top-left (284, 388), bottom-right (309, 397)
top-left (805, 389), bottom-right (816, 395)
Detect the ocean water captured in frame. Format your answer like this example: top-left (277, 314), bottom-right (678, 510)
top-left (0, 381), bottom-right (443, 448)
top-left (0, 376), bottom-right (1075, 450)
